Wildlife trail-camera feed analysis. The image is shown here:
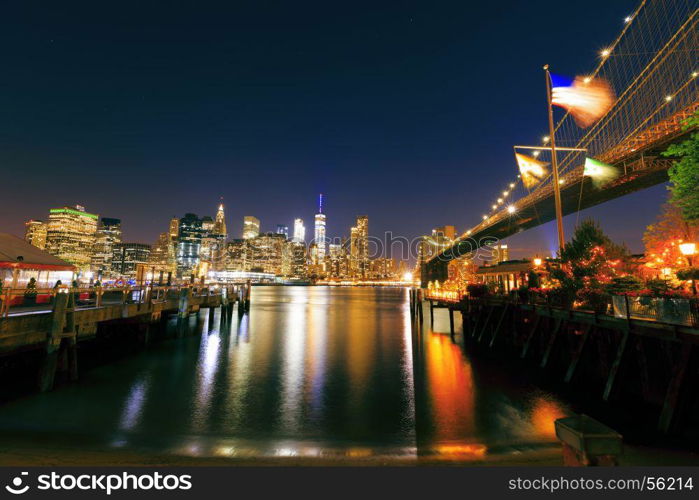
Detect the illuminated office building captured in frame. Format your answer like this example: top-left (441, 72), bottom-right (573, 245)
top-left (276, 224), bottom-right (289, 239)
top-left (176, 213), bottom-right (205, 277)
top-left (350, 215), bottom-right (368, 278)
top-left (293, 218), bottom-right (305, 243)
top-left (494, 244), bottom-right (509, 264)
top-left (250, 232), bottom-right (286, 275)
top-left (45, 205), bottom-right (99, 272)
top-left (200, 215), bottom-right (215, 263)
top-left (209, 202), bottom-right (228, 270)
top-left (169, 217), bottom-right (179, 242)
top-left (289, 241), bottom-right (308, 279)
top-left (313, 194), bottom-right (327, 264)
top-left (148, 232), bottom-right (177, 279)
top-left (327, 243), bottom-right (343, 278)
top-left (214, 202), bottom-right (227, 237)
top-left (24, 219), bottom-right (47, 250)
top-left (431, 225), bottom-right (456, 252)
top-left (432, 225), bottom-right (456, 242)
top-left (243, 216), bottom-right (260, 240)
top-left (112, 242), bottom-right (151, 279)
top-left (370, 257), bottom-right (395, 280)
top-left (225, 239), bottom-right (249, 272)
top-left (90, 217), bottom-right (122, 279)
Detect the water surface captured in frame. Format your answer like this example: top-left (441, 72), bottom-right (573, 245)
top-left (0, 286), bottom-right (568, 461)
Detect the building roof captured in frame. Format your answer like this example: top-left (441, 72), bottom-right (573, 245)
top-left (476, 260), bottom-right (533, 275)
top-left (0, 233), bottom-right (75, 271)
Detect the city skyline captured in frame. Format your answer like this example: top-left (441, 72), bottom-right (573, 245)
top-left (18, 195), bottom-right (405, 282)
top-left (0, 0), bottom-right (660, 259)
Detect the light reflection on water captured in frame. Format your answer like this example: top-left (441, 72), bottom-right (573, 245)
top-left (0, 286), bottom-right (568, 461)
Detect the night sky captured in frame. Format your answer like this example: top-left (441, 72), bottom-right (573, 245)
top-left (1, 0), bottom-right (664, 259)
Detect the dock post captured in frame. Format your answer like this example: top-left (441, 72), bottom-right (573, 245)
top-left (564, 325), bottom-right (592, 383)
top-left (66, 336), bottom-right (78, 381)
top-left (417, 289), bottom-right (424, 325)
top-left (38, 292), bottom-right (68, 392)
top-left (245, 281), bottom-right (251, 312)
top-left (540, 317), bottom-right (564, 368)
top-left (603, 329), bottom-right (631, 401)
top-left (658, 343), bottom-right (693, 433)
top-left (430, 301), bottom-right (435, 327)
top-left (208, 306), bottom-right (215, 329)
top-left (489, 303), bottom-right (510, 349)
top-left (219, 300), bottom-right (227, 328)
top-left (177, 287), bottom-right (192, 336)
top-left (448, 308), bottom-right (455, 339)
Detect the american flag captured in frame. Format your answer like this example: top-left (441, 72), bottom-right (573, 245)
top-left (551, 74), bottom-right (615, 128)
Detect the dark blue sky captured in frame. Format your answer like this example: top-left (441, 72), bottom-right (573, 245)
top-left (1, 0), bottom-right (663, 257)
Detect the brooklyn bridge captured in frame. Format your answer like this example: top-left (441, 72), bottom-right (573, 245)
top-left (424, 0), bottom-right (698, 282)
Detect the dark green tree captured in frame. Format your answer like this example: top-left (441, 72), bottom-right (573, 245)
top-left (663, 111), bottom-right (699, 223)
top-left (548, 219), bottom-right (630, 307)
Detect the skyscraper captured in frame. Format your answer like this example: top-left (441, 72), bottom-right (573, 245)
top-left (111, 243), bottom-right (151, 278)
top-left (313, 193), bottom-right (326, 264)
top-left (214, 202), bottom-right (227, 237)
top-left (149, 232), bottom-right (177, 279)
top-left (176, 213), bottom-right (205, 277)
top-left (210, 202), bottom-right (228, 270)
top-left (350, 215), bottom-right (369, 278)
top-left (289, 241), bottom-right (307, 279)
top-left (276, 224), bottom-right (289, 239)
top-left (432, 225), bottom-right (456, 242)
top-left (24, 219), bottom-right (47, 250)
top-left (243, 216), bottom-right (260, 240)
top-left (91, 217), bottom-right (122, 279)
top-left (327, 243), bottom-right (343, 278)
top-left (250, 232), bottom-right (286, 275)
top-left (169, 217), bottom-right (180, 242)
top-left (199, 215), bottom-right (215, 263)
top-left (293, 218), bottom-right (305, 243)
top-left (45, 205), bottom-right (99, 272)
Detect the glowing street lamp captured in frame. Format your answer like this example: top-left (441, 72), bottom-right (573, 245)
top-left (680, 242), bottom-right (696, 265)
top-left (533, 258), bottom-right (542, 267)
top-left (679, 242), bottom-right (697, 294)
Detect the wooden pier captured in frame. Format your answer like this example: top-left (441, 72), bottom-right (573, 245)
top-left (414, 292), bottom-right (699, 435)
top-left (0, 282), bottom-right (253, 391)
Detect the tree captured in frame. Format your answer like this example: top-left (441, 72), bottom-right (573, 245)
top-left (663, 111), bottom-right (699, 223)
top-left (548, 219), bottom-right (631, 305)
top-left (643, 199), bottom-right (699, 273)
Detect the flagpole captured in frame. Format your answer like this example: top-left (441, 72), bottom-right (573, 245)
top-left (544, 64), bottom-right (565, 252)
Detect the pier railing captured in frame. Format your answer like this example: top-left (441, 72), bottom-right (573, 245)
top-left (425, 290), bottom-right (699, 328)
top-left (0, 284), bottom-right (226, 319)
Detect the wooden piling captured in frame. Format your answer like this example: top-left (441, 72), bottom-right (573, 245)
top-left (208, 307), bottom-right (215, 329)
top-left (540, 317), bottom-right (564, 368)
top-left (38, 292), bottom-right (68, 392)
top-left (564, 325), bottom-right (592, 383)
top-left (603, 329), bottom-right (631, 401)
top-left (417, 290), bottom-right (424, 325)
top-left (489, 303), bottom-right (510, 349)
top-left (658, 343), bottom-right (693, 433)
